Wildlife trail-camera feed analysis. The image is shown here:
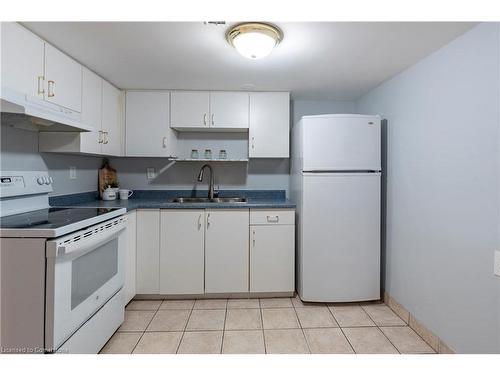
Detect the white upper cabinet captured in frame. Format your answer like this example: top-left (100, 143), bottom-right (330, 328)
top-left (170, 91), bottom-right (210, 129)
top-left (44, 43), bottom-right (82, 112)
top-left (80, 67), bottom-right (102, 154)
top-left (39, 74), bottom-right (125, 156)
top-left (209, 92), bottom-right (249, 129)
top-left (126, 91), bottom-right (177, 157)
top-left (1, 23), bottom-right (44, 98)
top-left (249, 92), bottom-right (290, 158)
top-left (170, 91), bottom-right (250, 131)
top-left (101, 81), bottom-right (123, 156)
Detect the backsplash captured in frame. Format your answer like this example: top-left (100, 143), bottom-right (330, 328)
top-left (1, 99), bottom-right (355, 197)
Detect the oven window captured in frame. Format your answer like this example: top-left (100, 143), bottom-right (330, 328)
top-left (71, 238), bottom-right (118, 310)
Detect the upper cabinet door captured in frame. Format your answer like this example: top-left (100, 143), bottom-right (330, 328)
top-left (1, 23), bottom-right (44, 98)
top-left (170, 91), bottom-right (210, 129)
top-left (101, 81), bottom-right (122, 156)
top-left (249, 92), bottom-right (290, 158)
top-left (126, 91), bottom-right (176, 157)
top-left (80, 67), bottom-right (102, 154)
top-left (209, 92), bottom-right (249, 129)
top-left (44, 43), bottom-right (82, 112)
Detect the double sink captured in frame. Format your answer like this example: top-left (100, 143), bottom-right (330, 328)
top-left (171, 197), bottom-right (247, 204)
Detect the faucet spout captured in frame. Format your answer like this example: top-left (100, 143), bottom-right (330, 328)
top-left (197, 164), bottom-right (215, 199)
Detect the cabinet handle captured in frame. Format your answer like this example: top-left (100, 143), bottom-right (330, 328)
top-left (206, 213), bottom-right (210, 229)
top-left (203, 113), bottom-right (207, 126)
top-left (103, 131), bottom-right (109, 144)
top-left (47, 80), bottom-right (55, 97)
top-left (251, 136), bottom-right (255, 149)
top-left (252, 230), bottom-right (256, 248)
top-left (98, 130), bottom-right (103, 144)
top-left (266, 215), bottom-right (279, 223)
top-left (162, 137), bottom-right (167, 148)
top-left (211, 113), bottom-right (215, 126)
top-left (198, 214), bottom-right (202, 230)
top-left (37, 76), bottom-right (45, 95)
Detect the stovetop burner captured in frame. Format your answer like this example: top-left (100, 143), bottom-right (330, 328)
top-left (0, 207), bottom-right (121, 230)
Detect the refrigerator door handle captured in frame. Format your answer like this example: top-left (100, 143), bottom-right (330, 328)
top-left (303, 170), bottom-right (381, 173)
top-left (303, 171), bottom-right (381, 177)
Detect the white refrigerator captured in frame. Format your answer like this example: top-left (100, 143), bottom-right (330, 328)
top-left (291, 114), bottom-right (381, 302)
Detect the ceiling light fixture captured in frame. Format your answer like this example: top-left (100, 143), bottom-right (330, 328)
top-left (226, 22), bottom-right (283, 59)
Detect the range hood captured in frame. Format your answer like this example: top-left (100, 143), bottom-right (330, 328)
top-left (1, 87), bottom-right (93, 132)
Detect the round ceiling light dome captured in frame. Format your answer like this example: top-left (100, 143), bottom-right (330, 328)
top-left (227, 22), bottom-right (283, 59)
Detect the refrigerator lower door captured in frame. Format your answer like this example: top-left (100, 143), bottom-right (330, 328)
top-left (298, 172), bottom-right (381, 302)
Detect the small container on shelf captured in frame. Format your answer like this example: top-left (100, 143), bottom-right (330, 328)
top-left (219, 149), bottom-right (227, 160)
top-left (191, 149), bottom-right (199, 159)
top-left (204, 149), bottom-right (212, 159)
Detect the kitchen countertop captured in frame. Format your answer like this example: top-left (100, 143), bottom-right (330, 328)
top-left (49, 190), bottom-right (296, 211)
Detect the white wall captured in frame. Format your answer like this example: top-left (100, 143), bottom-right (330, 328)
top-left (356, 23), bottom-right (500, 353)
top-left (108, 157), bottom-right (291, 193)
top-left (292, 100), bottom-right (356, 125)
top-left (0, 125), bottom-right (102, 195)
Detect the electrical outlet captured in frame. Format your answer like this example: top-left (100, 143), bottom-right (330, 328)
top-left (146, 168), bottom-right (156, 179)
top-left (494, 251), bottom-right (500, 277)
top-left (69, 166), bottom-right (76, 180)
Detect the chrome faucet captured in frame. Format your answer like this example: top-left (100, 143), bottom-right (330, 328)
top-left (197, 164), bottom-right (217, 199)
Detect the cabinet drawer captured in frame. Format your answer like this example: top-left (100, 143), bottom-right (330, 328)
top-left (250, 209), bottom-right (295, 225)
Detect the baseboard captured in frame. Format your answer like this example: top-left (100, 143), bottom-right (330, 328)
top-left (133, 291), bottom-right (295, 300)
top-left (383, 291), bottom-right (455, 354)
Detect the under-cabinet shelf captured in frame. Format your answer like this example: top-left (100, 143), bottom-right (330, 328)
top-left (171, 158), bottom-right (249, 162)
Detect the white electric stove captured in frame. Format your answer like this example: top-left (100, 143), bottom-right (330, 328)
top-left (0, 171), bottom-right (127, 354)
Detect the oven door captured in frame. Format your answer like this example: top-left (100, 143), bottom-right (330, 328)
top-left (45, 216), bottom-right (127, 351)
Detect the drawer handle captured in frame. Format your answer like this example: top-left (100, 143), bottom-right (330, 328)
top-left (266, 215), bottom-right (279, 223)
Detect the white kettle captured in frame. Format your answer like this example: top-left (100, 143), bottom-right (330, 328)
top-left (102, 186), bottom-right (117, 201)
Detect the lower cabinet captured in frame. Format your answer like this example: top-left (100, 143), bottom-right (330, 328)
top-left (250, 209), bottom-right (295, 293)
top-left (160, 210), bottom-right (205, 294)
top-left (136, 209), bottom-right (160, 294)
top-left (204, 209), bottom-right (249, 293)
top-left (250, 225), bottom-right (295, 293)
top-left (124, 210), bottom-right (137, 304)
top-left (133, 208), bottom-right (295, 296)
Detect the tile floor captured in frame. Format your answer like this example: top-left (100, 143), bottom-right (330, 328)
top-left (100, 296), bottom-right (436, 354)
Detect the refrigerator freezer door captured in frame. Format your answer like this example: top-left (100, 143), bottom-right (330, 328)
top-left (298, 172), bottom-right (381, 302)
top-left (302, 116), bottom-right (381, 171)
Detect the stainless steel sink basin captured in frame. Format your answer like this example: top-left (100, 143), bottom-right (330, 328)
top-left (172, 197), bottom-right (247, 203)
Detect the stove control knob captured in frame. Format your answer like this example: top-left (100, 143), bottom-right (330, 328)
top-left (49, 177), bottom-right (53, 184)
top-left (44, 177), bottom-right (50, 185)
top-left (37, 177), bottom-right (44, 185)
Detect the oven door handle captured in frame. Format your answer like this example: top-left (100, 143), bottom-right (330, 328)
top-left (46, 220), bottom-right (126, 259)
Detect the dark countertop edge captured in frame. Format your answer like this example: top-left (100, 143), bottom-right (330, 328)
top-left (52, 200), bottom-right (296, 212)
top-left (49, 190), bottom-right (296, 211)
